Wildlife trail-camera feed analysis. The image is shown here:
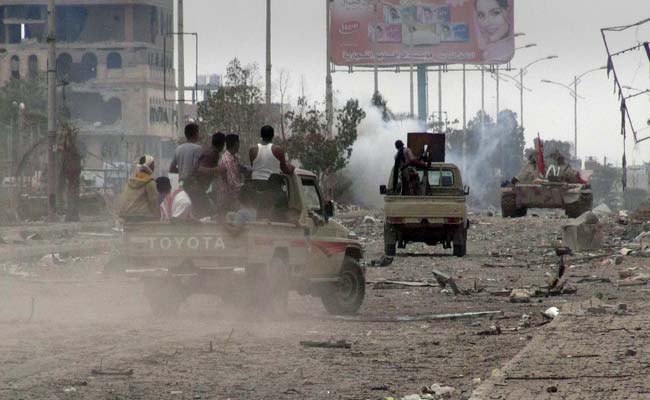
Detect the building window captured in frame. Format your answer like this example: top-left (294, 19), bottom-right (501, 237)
top-left (28, 55), bottom-right (38, 79)
top-left (106, 52), bottom-right (122, 69)
top-left (10, 56), bottom-right (20, 79)
top-left (56, 53), bottom-right (73, 82)
top-left (80, 52), bottom-right (98, 81)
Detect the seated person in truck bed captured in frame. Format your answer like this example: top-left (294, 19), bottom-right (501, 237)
top-left (117, 155), bottom-right (160, 221)
top-left (225, 185), bottom-right (258, 228)
top-left (160, 187), bottom-right (194, 223)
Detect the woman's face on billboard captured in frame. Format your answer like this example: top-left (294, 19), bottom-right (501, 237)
top-left (476, 0), bottom-right (510, 43)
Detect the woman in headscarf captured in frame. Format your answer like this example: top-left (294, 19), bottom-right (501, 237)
top-left (117, 155), bottom-right (160, 220)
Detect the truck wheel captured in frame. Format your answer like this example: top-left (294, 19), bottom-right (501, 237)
top-left (501, 193), bottom-right (516, 218)
top-left (268, 256), bottom-right (289, 314)
top-left (384, 224), bottom-right (397, 257)
top-left (565, 193), bottom-right (593, 218)
top-left (453, 227), bottom-right (468, 257)
top-left (321, 257), bottom-right (365, 315)
top-left (143, 278), bottom-right (184, 316)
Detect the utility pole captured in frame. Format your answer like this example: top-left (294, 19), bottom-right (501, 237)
top-left (373, 65), bottom-right (378, 95)
top-left (437, 66), bottom-right (442, 130)
top-left (265, 0), bottom-right (272, 106)
top-left (325, 0), bottom-right (334, 200)
top-left (177, 0), bottom-right (185, 137)
top-left (46, 0), bottom-right (57, 221)
top-left (495, 66), bottom-right (500, 120)
top-left (573, 75), bottom-right (578, 160)
top-left (409, 65), bottom-right (414, 117)
top-left (462, 64), bottom-right (467, 170)
top-left (519, 68), bottom-right (524, 128)
top-left (325, 0), bottom-right (333, 136)
top-left (481, 66), bottom-right (485, 125)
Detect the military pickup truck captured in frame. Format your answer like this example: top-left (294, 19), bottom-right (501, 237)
top-left (116, 170), bottom-right (365, 316)
top-left (379, 133), bottom-right (470, 258)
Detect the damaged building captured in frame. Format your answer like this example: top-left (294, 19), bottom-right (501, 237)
top-left (0, 0), bottom-right (177, 173)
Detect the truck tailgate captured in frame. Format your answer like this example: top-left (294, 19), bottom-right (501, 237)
top-left (384, 196), bottom-right (465, 220)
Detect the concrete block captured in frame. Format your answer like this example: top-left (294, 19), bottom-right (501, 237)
top-left (562, 211), bottom-right (603, 251)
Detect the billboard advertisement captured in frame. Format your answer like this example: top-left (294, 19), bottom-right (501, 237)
top-left (330, 0), bottom-right (515, 66)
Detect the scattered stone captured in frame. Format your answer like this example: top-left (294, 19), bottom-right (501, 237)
top-left (613, 255), bottom-right (624, 265)
top-left (618, 210), bottom-right (629, 225)
top-left (421, 383), bottom-right (455, 398)
top-left (626, 348), bottom-right (637, 357)
top-left (472, 378), bottom-right (482, 386)
top-left (592, 203), bottom-right (612, 216)
top-left (618, 270), bottom-right (634, 279)
top-left (620, 248), bottom-right (633, 256)
top-left (543, 307), bottom-right (560, 319)
top-left (518, 314), bottom-right (531, 328)
top-left (362, 215), bottom-right (379, 225)
top-left (562, 212), bottom-right (603, 251)
top-left (546, 386), bottom-right (558, 393)
top-left (509, 289), bottom-right (531, 303)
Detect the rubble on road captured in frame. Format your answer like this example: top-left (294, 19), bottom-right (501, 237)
top-left (562, 211), bottom-right (603, 251)
top-left (509, 289), bottom-right (531, 303)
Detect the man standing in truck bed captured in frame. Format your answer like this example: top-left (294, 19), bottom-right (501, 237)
top-left (394, 140), bottom-right (427, 195)
top-left (249, 125), bottom-right (295, 187)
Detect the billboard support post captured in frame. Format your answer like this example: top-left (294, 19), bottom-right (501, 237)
top-left (373, 65), bottom-right (379, 95)
top-left (462, 64), bottom-right (467, 171)
top-left (437, 66), bottom-right (442, 130)
top-left (177, 0), bottom-right (185, 137)
top-left (409, 65), bottom-right (414, 117)
top-left (496, 66), bottom-right (500, 120)
top-left (417, 65), bottom-right (427, 122)
top-left (265, 0), bottom-right (272, 106)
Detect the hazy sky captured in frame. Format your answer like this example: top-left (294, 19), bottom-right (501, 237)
top-left (182, 0), bottom-right (650, 165)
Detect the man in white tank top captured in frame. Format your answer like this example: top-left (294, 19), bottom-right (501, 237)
top-left (249, 125), bottom-right (295, 180)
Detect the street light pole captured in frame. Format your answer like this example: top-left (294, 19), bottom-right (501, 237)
top-left (542, 66), bottom-right (605, 160)
top-left (325, 0), bottom-right (333, 136)
top-left (518, 55), bottom-right (558, 129)
top-left (46, 0), bottom-right (57, 221)
top-left (265, 0), bottom-right (272, 106)
top-left (177, 0), bottom-right (185, 137)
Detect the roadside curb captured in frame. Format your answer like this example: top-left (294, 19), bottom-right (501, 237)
top-left (469, 315), bottom-right (563, 400)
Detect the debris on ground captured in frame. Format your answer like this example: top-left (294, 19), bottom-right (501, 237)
top-left (432, 269), bottom-right (462, 295)
top-left (509, 289), bottom-right (531, 303)
top-left (562, 211), bottom-right (603, 251)
top-left (592, 203), bottom-right (612, 217)
top-left (543, 307), bottom-right (560, 319)
top-left (299, 340), bottom-right (352, 349)
top-left (91, 368), bottom-right (135, 376)
top-left (421, 383), bottom-right (455, 398)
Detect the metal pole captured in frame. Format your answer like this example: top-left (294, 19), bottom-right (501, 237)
top-left (481, 67), bottom-right (485, 123)
top-left (574, 76), bottom-right (578, 160)
top-left (177, 0), bottom-right (185, 137)
top-left (325, 0), bottom-right (333, 136)
top-left (373, 65), bottom-right (378, 95)
top-left (462, 65), bottom-right (466, 131)
top-left (409, 64), bottom-right (414, 117)
top-left (462, 64), bottom-right (467, 170)
top-left (519, 68), bottom-right (524, 128)
top-left (46, 0), bottom-right (57, 221)
top-left (265, 0), bottom-right (272, 106)
top-left (417, 65), bottom-right (427, 121)
top-left (437, 66), bottom-right (442, 130)
top-left (496, 66), bottom-right (500, 120)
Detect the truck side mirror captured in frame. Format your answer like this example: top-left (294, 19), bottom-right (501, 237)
top-left (464, 185), bottom-right (470, 196)
top-left (324, 200), bottom-right (335, 219)
top-left (379, 185), bottom-right (387, 195)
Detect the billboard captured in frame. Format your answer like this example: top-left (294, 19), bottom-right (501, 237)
top-left (330, 0), bottom-right (515, 66)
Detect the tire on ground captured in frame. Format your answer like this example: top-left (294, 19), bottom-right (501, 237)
top-left (321, 257), bottom-right (365, 315)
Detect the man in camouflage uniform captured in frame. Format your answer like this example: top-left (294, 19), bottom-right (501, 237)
top-left (515, 150), bottom-right (542, 184)
top-left (548, 150), bottom-right (583, 184)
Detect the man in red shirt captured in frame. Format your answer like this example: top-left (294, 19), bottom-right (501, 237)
top-left (216, 134), bottom-right (243, 212)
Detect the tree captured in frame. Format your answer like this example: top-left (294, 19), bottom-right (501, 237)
top-left (197, 58), bottom-right (266, 153)
top-left (275, 69), bottom-right (291, 141)
top-left (371, 91), bottom-right (392, 122)
top-left (285, 98), bottom-right (366, 181)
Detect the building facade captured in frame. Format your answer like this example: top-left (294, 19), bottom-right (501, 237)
top-left (0, 0), bottom-right (177, 171)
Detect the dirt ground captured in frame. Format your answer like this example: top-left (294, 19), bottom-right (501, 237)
top-left (1, 210), bottom-right (648, 399)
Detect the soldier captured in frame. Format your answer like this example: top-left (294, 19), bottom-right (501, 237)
top-left (549, 150), bottom-right (584, 184)
top-left (515, 150), bottom-right (542, 184)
